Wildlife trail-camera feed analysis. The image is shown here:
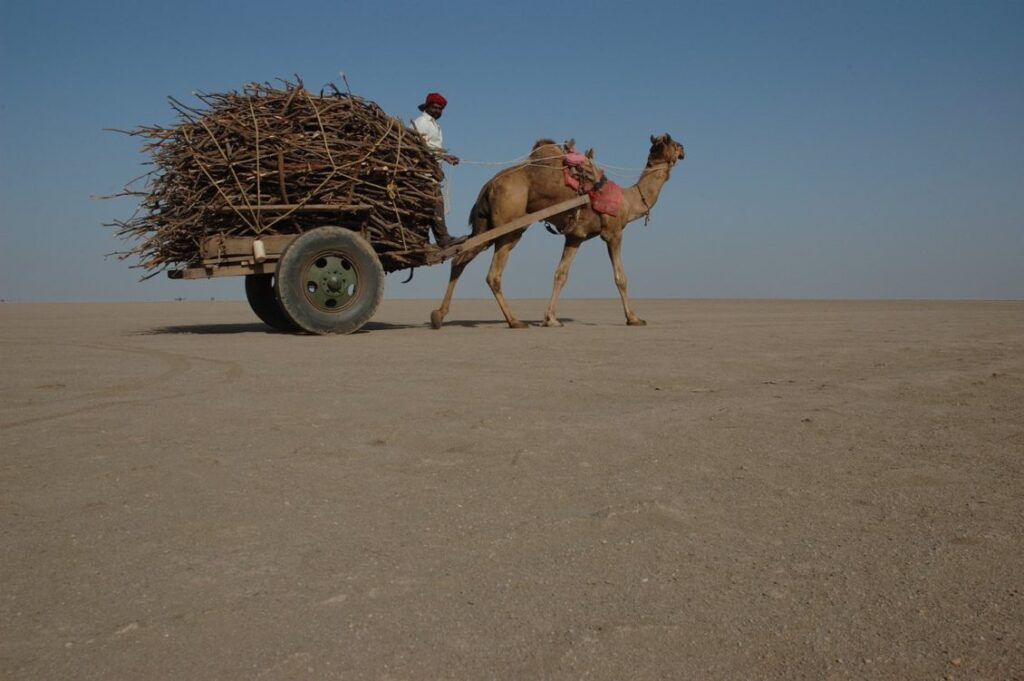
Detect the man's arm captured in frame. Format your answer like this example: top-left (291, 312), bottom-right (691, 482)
top-left (412, 115), bottom-right (457, 164)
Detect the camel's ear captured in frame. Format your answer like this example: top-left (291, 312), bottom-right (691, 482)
top-left (585, 148), bottom-right (594, 159)
top-left (663, 133), bottom-right (673, 143)
top-left (650, 134), bottom-right (657, 145)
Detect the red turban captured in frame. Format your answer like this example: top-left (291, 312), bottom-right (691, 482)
top-left (418, 92), bottom-right (448, 111)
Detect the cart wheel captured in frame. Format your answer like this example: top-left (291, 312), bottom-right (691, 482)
top-left (275, 227), bottom-right (384, 334)
top-left (244, 274), bottom-right (298, 332)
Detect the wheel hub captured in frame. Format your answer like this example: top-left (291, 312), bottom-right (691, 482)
top-left (302, 254), bottom-right (358, 312)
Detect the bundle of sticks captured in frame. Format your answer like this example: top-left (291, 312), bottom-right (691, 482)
top-left (110, 79), bottom-right (445, 274)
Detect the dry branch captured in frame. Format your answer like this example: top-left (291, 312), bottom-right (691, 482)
top-left (109, 79), bottom-right (444, 274)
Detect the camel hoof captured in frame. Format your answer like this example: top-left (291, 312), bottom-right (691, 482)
top-left (509, 320), bottom-right (529, 329)
top-left (543, 319), bottom-right (563, 328)
top-left (627, 318), bottom-right (647, 326)
top-left (430, 309), bottom-right (444, 329)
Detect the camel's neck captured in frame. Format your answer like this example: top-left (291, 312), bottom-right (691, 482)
top-left (626, 163), bottom-right (672, 222)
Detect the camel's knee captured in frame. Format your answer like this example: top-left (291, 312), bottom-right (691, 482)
top-left (614, 273), bottom-right (628, 289)
top-left (486, 274), bottom-right (503, 294)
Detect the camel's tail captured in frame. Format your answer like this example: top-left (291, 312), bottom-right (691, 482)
top-left (467, 184), bottom-right (492, 237)
top-left (449, 184), bottom-right (496, 268)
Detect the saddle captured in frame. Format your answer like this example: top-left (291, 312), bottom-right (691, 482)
top-left (560, 140), bottom-right (622, 218)
top-left (560, 140), bottom-right (603, 194)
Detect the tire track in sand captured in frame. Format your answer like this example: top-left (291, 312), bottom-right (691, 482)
top-left (0, 341), bottom-right (243, 430)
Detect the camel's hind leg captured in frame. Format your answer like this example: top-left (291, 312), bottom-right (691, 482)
top-left (486, 231), bottom-right (528, 328)
top-left (430, 257), bottom-right (472, 329)
top-left (605, 234), bottom-right (645, 326)
top-left (543, 236), bottom-right (583, 327)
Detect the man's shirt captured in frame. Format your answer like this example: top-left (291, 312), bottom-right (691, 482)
top-left (412, 112), bottom-right (444, 151)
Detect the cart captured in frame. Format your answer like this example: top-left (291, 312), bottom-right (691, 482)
top-left (168, 196), bottom-right (590, 334)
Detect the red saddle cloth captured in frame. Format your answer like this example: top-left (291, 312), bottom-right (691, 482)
top-left (589, 179), bottom-right (622, 216)
top-left (561, 149), bottom-right (622, 217)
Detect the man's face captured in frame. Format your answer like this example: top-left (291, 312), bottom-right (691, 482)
top-left (425, 102), bottom-right (444, 120)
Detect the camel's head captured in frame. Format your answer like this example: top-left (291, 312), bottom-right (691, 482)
top-left (649, 134), bottom-right (685, 166)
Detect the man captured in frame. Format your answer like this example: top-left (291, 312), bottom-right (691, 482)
top-left (412, 92), bottom-right (458, 247)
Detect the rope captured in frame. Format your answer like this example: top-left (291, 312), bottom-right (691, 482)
top-left (600, 162), bottom-right (646, 172)
top-left (458, 153), bottom-right (531, 167)
top-left (442, 152), bottom-right (564, 216)
top-left (459, 153), bottom-right (644, 178)
top-left (459, 153), bottom-right (563, 168)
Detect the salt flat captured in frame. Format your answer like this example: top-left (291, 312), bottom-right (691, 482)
top-left (1, 299), bottom-right (1022, 679)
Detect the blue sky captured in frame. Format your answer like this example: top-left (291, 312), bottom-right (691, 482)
top-left (1, 0), bottom-right (1021, 302)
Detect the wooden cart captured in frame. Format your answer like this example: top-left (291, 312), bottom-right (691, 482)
top-left (168, 196), bottom-right (589, 334)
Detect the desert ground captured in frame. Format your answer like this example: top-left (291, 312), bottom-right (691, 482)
top-left (1, 298), bottom-right (1021, 680)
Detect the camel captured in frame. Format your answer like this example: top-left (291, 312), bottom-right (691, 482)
top-left (429, 133), bottom-right (685, 329)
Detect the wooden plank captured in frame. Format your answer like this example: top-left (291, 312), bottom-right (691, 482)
top-left (438, 195), bottom-right (590, 259)
top-left (202, 234), bottom-right (296, 259)
top-left (173, 261), bottom-right (279, 279)
top-left (199, 257), bottom-right (277, 268)
top-left (210, 204), bottom-right (373, 213)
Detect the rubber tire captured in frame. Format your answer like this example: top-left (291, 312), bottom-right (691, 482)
top-left (244, 274), bottom-right (299, 332)
top-left (275, 227), bottom-right (384, 335)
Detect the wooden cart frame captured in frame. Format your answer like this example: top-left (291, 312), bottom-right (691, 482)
top-left (168, 196), bottom-right (589, 334)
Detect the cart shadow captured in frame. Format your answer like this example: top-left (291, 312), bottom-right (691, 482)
top-left (138, 317), bottom-right (579, 335)
top-left (137, 323), bottom-right (281, 335)
top-left (137, 320), bottom-right (436, 335)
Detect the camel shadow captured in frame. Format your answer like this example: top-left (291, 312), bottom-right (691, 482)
top-left (436, 317), bottom-right (580, 328)
top-left (431, 319), bottom-right (515, 329)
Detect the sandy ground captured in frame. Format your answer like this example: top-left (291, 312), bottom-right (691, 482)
top-left (1, 298), bottom-right (1021, 680)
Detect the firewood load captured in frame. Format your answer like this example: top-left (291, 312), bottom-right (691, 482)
top-left (110, 80), bottom-right (445, 275)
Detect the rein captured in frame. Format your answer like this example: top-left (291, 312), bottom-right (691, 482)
top-left (636, 163), bottom-right (671, 225)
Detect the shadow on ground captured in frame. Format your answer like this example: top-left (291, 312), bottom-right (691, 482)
top-left (137, 318), bottom-right (580, 335)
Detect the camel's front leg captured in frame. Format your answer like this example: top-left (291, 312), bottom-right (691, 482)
top-left (543, 236), bottom-right (583, 327)
top-left (605, 235), bottom-right (645, 326)
top-left (486, 232), bottom-right (528, 328)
